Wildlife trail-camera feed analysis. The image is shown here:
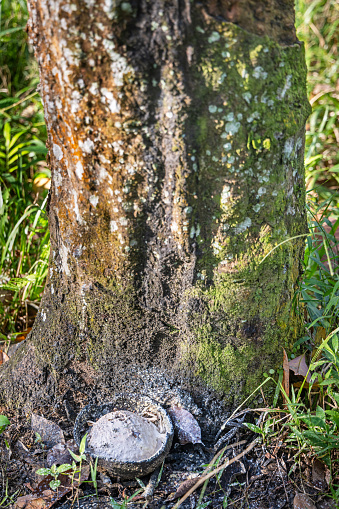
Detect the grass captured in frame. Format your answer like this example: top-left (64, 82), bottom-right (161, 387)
top-left (0, 0), bottom-right (49, 338)
top-left (296, 0), bottom-right (339, 213)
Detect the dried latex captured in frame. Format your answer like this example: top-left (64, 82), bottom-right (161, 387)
top-left (87, 410), bottom-right (165, 462)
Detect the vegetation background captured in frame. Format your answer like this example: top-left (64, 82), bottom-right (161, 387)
top-left (1, 0), bottom-right (339, 500)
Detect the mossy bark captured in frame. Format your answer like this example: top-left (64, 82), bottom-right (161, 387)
top-left (0, 0), bottom-right (310, 409)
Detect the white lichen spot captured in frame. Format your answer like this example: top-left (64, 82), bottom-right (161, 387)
top-left (103, 0), bottom-right (115, 19)
top-left (225, 121), bottom-right (240, 135)
top-left (53, 144), bottom-right (63, 161)
top-left (110, 220), bottom-right (118, 232)
top-left (234, 217), bottom-right (252, 234)
top-left (71, 89), bottom-right (81, 113)
top-left (51, 284), bottom-right (54, 295)
top-left (60, 242), bottom-right (70, 275)
top-left (101, 88), bottom-right (120, 113)
top-left (41, 310), bottom-right (46, 321)
top-left (283, 137), bottom-right (295, 159)
top-left (89, 195), bottom-right (99, 208)
top-left (103, 39), bottom-right (133, 87)
top-left (278, 74), bottom-right (292, 99)
top-left (243, 92), bottom-right (252, 104)
top-left (73, 190), bottom-right (82, 223)
top-left (75, 161), bottom-right (84, 179)
top-left (119, 217), bottom-right (128, 226)
top-left (79, 138), bottom-right (94, 154)
top-left (252, 203), bottom-right (262, 212)
top-left (256, 187), bottom-right (266, 198)
top-left (166, 111), bottom-right (173, 118)
top-left (171, 221), bottom-right (178, 233)
top-left (253, 66), bottom-right (268, 79)
top-left (212, 240), bottom-right (223, 256)
top-left (89, 82), bottom-right (99, 95)
top-left (221, 184), bottom-right (231, 208)
top-left (208, 31), bottom-right (220, 43)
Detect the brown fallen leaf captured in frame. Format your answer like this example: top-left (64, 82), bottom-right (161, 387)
top-left (168, 407), bottom-right (202, 445)
top-left (167, 476), bottom-right (203, 502)
top-left (0, 350), bottom-right (10, 366)
top-left (14, 327), bottom-right (32, 343)
top-left (312, 458), bottom-right (327, 490)
top-left (282, 348), bottom-right (290, 403)
top-left (293, 492), bottom-right (317, 509)
top-left (289, 354), bottom-right (312, 383)
top-left (15, 491), bottom-right (53, 509)
top-left (46, 440), bottom-right (78, 467)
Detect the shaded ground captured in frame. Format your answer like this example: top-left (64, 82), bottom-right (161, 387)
top-left (0, 393), bottom-right (337, 509)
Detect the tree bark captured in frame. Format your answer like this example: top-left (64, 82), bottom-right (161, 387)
top-left (0, 0), bottom-right (310, 409)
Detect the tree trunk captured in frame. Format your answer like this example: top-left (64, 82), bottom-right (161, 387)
top-left (0, 0), bottom-right (310, 410)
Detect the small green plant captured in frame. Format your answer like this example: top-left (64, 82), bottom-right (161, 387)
top-left (0, 415), bottom-right (10, 435)
top-left (67, 433), bottom-right (87, 486)
top-left (109, 489), bottom-right (143, 509)
top-left (36, 463), bottom-right (73, 491)
top-left (35, 433), bottom-right (88, 491)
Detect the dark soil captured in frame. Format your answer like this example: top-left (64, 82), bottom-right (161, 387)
top-left (0, 395), bottom-right (337, 509)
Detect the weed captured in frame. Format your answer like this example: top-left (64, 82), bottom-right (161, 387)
top-left (0, 416), bottom-right (9, 435)
top-left (36, 463), bottom-right (73, 491)
top-left (109, 489), bottom-right (143, 509)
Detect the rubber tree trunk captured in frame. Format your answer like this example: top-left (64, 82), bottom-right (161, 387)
top-left (0, 0), bottom-right (310, 408)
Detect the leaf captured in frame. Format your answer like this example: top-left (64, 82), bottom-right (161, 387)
top-left (0, 350), bottom-right (10, 366)
top-left (168, 407), bottom-right (202, 445)
top-left (68, 449), bottom-right (82, 462)
top-left (79, 432), bottom-right (87, 455)
top-left (31, 415), bottom-right (65, 449)
top-left (168, 477), bottom-right (203, 501)
top-left (46, 440), bottom-right (78, 467)
top-left (49, 480), bottom-right (60, 491)
top-left (283, 348), bottom-right (290, 403)
top-left (245, 423), bottom-right (262, 434)
top-left (36, 469), bottom-right (52, 476)
top-left (56, 464), bottom-right (72, 474)
top-left (13, 327), bottom-right (32, 343)
top-left (288, 354), bottom-right (313, 383)
top-left (312, 459), bottom-right (327, 490)
top-left (0, 414), bottom-right (10, 434)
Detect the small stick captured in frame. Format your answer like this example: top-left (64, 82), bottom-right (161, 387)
top-left (172, 438), bottom-right (260, 509)
top-left (143, 467), bottom-right (160, 501)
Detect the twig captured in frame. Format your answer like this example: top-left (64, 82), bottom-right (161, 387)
top-left (172, 438), bottom-right (260, 509)
top-left (143, 466), bottom-right (160, 501)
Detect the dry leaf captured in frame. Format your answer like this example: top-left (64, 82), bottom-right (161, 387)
top-left (46, 440), bottom-right (78, 468)
top-left (293, 492), bottom-right (317, 509)
top-left (31, 415), bottom-right (65, 449)
top-left (0, 350), bottom-right (10, 366)
top-left (312, 459), bottom-right (327, 490)
top-left (33, 177), bottom-right (51, 193)
top-left (167, 476), bottom-right (202, 501)
top-left (15, 327), bottom-right (32, 343)
top-left (282, 348), bottom-right (290, 402)
top-left (168, 407), bottom-right (202, 445)
top-left (289, 354), bottom-right (312, 383)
